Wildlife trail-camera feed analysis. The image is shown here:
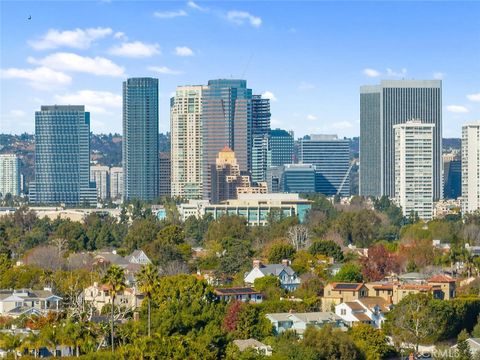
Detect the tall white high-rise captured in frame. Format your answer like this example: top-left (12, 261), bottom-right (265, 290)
top-left (461, 122), bottom-right (480, 214)
top-left (110, 167), bottom-right (123, 200)
top-left (170, 85), bottom-right (206, 199)
top-left (90, 165), bottom-right (110, 200)
top-left (394, 120), bottom-right (435, 221)
top-left (0, 154), bottom-right (21, 198)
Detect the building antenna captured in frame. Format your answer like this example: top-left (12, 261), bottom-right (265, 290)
top-left (241, 52), bottom-right (254, 79)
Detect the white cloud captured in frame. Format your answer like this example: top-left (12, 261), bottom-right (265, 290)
top-left (467, 93), bottom-right (480, 102)
top-left (148, 66), bottom-right (183, 75)
top-left (1, 66), bottom-right (72, 89)
top-left (447, 105), bottom-right (469, 113)
top-left (113, 32), bottom-right (127, 40)
top-left (174, 46), bottom-right (194, 57)
top-left (153, 10), bottom-right (187, 18)
top-left (363, 68), bottom-right (381, 77)
top-left (54, 90), bottom-right (121, 109)
top-left (226, 11), bottom-right (262, 28)
top-left (331, 121), bottom-right (353, 130)
top-left (262, 91), bottom-right (277, 102)
top-left (187, 1), bottom-right (207, 11)
top-left (298, 81), bottom-right (315, 91)
top-left (29, 53), bottom-right (125, 76)
top-left (109, 41), bottom-right (160, 58)
top-left (386, 68), bottom-right (407, 77)
top-left (433, 72), bottom-right (445, 80)
top-left (307, 114), bottom-right (318, 121)
top-left (9, 110), bottom-right (26, 118)
top-left (29, 27), bottom-right (112, 50)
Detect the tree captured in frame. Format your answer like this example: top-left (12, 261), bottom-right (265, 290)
top-left (267, 242), bottom-right (296, 263)
top-left (360, 244), bottom-right (400, 281)
top-left (302, 325), bottom-right (362, 360)
top-left (387, 293), bottom-right (443, 354)
top-left (456, 329), bottom-right (472, 360)
top-left (136, 263), bottom-right (159, 337)
top-left (350, 323), bottom-right (390, 360)
top-left (0, 333), bottom-right (22, 360)
top-left (472, 315), bottom-right (480, 338)
top-left (287, 225), bottom-right (310, 251)
top-left (309, 240), bottom-right (344, 262)
top-left (102, 264), bottom-right (126, 352)
top-left (333, 263), bottom-right (363, 283)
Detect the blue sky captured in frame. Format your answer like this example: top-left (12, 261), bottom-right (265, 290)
top-left (1, 1), bottom-right (479, 138)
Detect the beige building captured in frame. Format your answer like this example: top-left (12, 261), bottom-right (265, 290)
top-left (322, 283), bottom-right (369, 311)
top-left (110, 167), bottom-right (123, 200)
top-left (83, 282), bottom-right (144, 313)
top-left (170, 85), bottom-right (206, 200)
top-left (461, 122), bottom-right (480, 214)
top-left (90, 165), bottom-right (110, 200)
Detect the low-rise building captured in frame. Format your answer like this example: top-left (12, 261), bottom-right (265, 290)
top-left (233, 339), bottom-right (272, 356)
top-left (214, 287), bottom-right (263, 303)
top-left (266, 312), bottom-right (345, 336)
top-left (83, 282), bottom-right (144, 313)
top-left (244, 260), bottom-right (301, 291)
top-left (322, 283), bottom-right (369, 311)
top-left (0, 288), bottom-right (62, 318)
top-left (335, 297), bottom-right (391, 328)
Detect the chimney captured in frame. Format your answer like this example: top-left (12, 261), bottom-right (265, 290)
top-left (253, 260), bottom-right (262, 268)
top-left (282, 259), bottom-right (290, 267)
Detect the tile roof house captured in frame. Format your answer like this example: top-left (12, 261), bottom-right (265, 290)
top-left (233, 339), bottom-right (272, 356)
top-left (244, 260), bottom-right (301, 291)
top-left (0, 288), bottom-right (62, 318)
top-left (266, 311), bottom-right (345, 336)
top-left (214, 287), bottom-right (263, 303)
top-left (322, 282), bottom-right (369, 311)
top-left (93, 250), bottom-right (152, 285)
top-left (427, 274), bottom-right (456, 300)
top-left (335, 297), bottom-right (392, 328)
top-left (83, 282), bottom-right (144, 313)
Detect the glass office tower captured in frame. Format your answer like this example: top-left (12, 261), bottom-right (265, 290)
top-left (360, 80), bottom-right (442, 200)
top-left (30, 105), bottom-right (96, 206)
top-left (123, 77), bottom-right (159, 202)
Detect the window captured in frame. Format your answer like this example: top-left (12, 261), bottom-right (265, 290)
top-left (341, 309), bottom-right (346, 316)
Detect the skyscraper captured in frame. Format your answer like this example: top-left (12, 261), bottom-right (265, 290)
top-left (299, 135), bottom-right (350, 196)
top-left (211, 147), bottom-right (244, 203)
top-left (30, 105), bottom-right (96, 206)
top-left (394, 121), bottom-right (435, 221)
top-left (123, 77), bottom-right (159, 202)
top-left (283, 164), bottom-right (316, 194)
top-left (159, 152), bottom-right (171, 197)
top-left (443, 153), bottom-right (461, 199)
top-left (461, 122), bottom-right (480, 214)
top-left (252, 94), bottom-right (270, 137)
top-left (90, 165), bottom-right (110, 200)
top-left (170, 85), bottom-right (205, 199)
top-left (0, 154), bottom-right (20, 198)
top-left (360, 80), bottom-right (442, 200)
top-left (110, 167), bottom-right (123, 200)
top-left (202, 79), bottom-right (252, 199)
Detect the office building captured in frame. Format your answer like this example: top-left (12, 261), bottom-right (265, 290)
top-left (159, 152), bottom-right (171, 197)
top-left (202, 79), bottom-right (252, 199)
top-left (30, 105), bottom-right (96, 206)
top-left (443, 153), bottom-right (461, 199)
top-left (170, 85), bottom-right (205, 199)
top-left (283, 164), bottom-right (316, 194)
top-left (90, 165), bottom-right (110, 201)
top-left (360, 80), bottom-right (442, 200)
top-left (0, 154), bottom-right (20, 198)
top-left (251, 129), bottom-right (294, 183)
top-left (394, 121), bottom-right (435, 221)
top-left (110, 167), bottom-right (123, 200)
top-left (299, 134), bottom-right (350, 196)
top-left (461, 122), bottom-right (480, 214)
top-left (252, 94), bottom-right (270, 137)
top-left (266, 166), bottom-right (285, 193)
top-left (123, 77), bottom-right (159, 202)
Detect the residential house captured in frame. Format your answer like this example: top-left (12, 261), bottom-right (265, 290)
top-left (244, 260), bottom-right (301, 291)
top-left (233, 339), bottom-right (272, 356)
top-left (427, 274), bottom-right (456, 300)
top-left (322, 283), bottom-right (369, 311)
top-left (392, 284), bottom-right (444, 304)
top-left (365, 282), bottom-right (394, 303)
top-left (125, 250), bottom-right (152, 265)
top-left (0, 288), bottom-right (62, 318)
top-left (451, 338), bottom-right (480, 356)
top-left (93, 250), bottom-right (152, 285)
top-left (335, 297), bottom-right (391, 328)
top-left (214, 287), bottom-right (263, 303)
top-left (266, 312), bottom-right (345, 336)
top-left (83, 282), bottom-right (144, 313)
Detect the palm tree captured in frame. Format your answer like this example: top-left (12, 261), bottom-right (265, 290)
top-left (102, 264), bottom-right (126, 353)
top-left (136, 263), bottom-right (159, 337)
top-left (0, 333), bottom-right (22, 360)
top-left (25, 332), bottom-right (42, 358)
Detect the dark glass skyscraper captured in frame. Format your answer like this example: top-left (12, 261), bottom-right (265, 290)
top-left (360, 80), bottom-right (442, 200)
top-left (30, 105), bottom-right (96, 206)
top-left (202, 79), bottom-right (252, 199)
top-left (123, 77), bottom-right (159, 202)
top-left (252, 94), bottom-right (270, 137)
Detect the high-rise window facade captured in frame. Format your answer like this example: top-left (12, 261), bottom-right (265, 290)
top-left (30, 105), bottom-right (96, 206)
top-left (461, 122), bottom-right (480, 214)
top-left (0, 154), bottom-right (20, 198)
top-left (360, 80), bottom-right (442, 200)
top-left (123, 77), bottom-right (159, 202)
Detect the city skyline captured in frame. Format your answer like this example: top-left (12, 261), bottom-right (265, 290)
top-left (1, 1), bottom-right (479, 138)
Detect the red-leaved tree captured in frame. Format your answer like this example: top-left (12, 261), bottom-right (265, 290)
top-left (223, 301), bottom-right (244, 332)
top-left (360, 244), bottom-right (401, 281)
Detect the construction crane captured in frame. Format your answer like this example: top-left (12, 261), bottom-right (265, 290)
top-left (336, 160), bottom-right (356, 196)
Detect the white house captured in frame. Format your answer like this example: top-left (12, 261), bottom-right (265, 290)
top-left (214, 287), bottom-right (263, 303)
top-left (126, 250), bottom-right (151, 265)
top-left (266, 312), bottom-right (345, 336)
top-left (335, 297), bottom-right (391, 328)
top-left (0, 288), bottom-right (62, 318)
top-left (244, 260), bottom-right (301, 291)
top-left (83, 282), bottom-right (144, 313)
